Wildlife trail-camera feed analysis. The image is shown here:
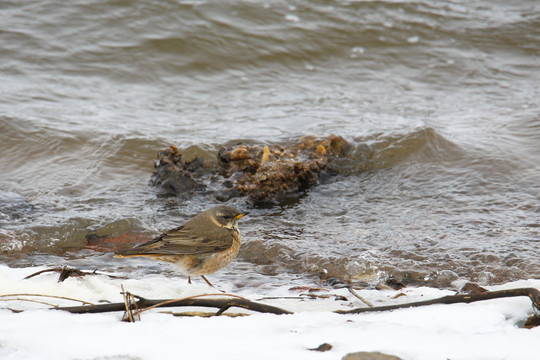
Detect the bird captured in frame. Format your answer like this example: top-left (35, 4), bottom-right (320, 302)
top-left (115, 205), bottom-right (247, 287)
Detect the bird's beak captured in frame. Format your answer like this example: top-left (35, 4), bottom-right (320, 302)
top-left (235, 212), bottom-right (248, 219)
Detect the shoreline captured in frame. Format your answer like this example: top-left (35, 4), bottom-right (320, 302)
top-left (1, 264), bottom-right (538, 360)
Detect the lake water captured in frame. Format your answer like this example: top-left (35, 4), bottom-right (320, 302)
top-left (1, 0), bottom-right (538, 290)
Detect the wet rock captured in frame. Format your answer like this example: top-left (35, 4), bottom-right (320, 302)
top-left (149, 146), bottom-right (201, 196)
top-left (460, 282), bottom-right (488, 294)
top-left (472, 271), bottom-right (496, 285)
top-left (0, 229), bottom-right (24, 253)
top-left (324, 276), bottom-right (348, 287)
top-left (384, 277), bottom-right (406, 290)
top-left (375, 282), bottom-right (393, 291)
top-left (150, 135), bottom-right (352, 205)
top-left (342, 351), bottom-right (403, 360)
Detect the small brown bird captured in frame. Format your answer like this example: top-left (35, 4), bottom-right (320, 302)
top-left (115, 205), bottom-right (247, 287)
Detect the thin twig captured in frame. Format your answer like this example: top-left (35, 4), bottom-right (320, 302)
top-left (347, 287), bottom-right (373, 307)
top-left (121, 284), bottom-right (135, 322)
top-left (257, 296), bottom-right (306, 300)
top-left (23, 268), bottom-right (63, 280)
top-left (0, 293), bottom-right (94, 305)
top-left (23, 267), bottom-right (127, 282)
top-left (131, 291), bottom-right (141, 322)
top-left (0, 298), bottom-right (60, 308)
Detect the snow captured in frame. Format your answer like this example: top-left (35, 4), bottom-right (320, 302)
top-left (0, 264), bottom-right (539, 360)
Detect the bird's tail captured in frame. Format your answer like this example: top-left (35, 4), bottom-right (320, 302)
top-left (114, 237), bottom-right (162, 258)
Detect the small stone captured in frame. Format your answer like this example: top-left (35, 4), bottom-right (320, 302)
top-left (309, 343), bottom-right (333, 352)
top-left (384, 277), bottom-right (405, 290)
top-left (229, 146), bottom-right (252, 161)
top-left (461, 282), bottom-right (488, 294)
top-left (261, 146), bottom-right (272, 164)
top-left (315, 144), bottom-right (326, 155)
top-left (342, 351), bottom-right (403, 360)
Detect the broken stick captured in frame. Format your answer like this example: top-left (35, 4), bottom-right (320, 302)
top-left (335, 287), bottom-right (540, 314)
top-left (55, 295), bottom-right (292, 316)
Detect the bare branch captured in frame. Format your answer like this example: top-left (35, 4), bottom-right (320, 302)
top-left (55, 294), bottom-right (293, 316)
top-left (23, 266), bottom-right (126, 283)
top-left (336, 288), bottom-right (540, 315)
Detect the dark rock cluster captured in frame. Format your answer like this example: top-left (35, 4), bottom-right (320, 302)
top-left (150, 135), bottom-right (351, 205)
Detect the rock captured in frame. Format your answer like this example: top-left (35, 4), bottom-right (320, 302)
top-left (229, 146), bottom-right (252, 161)
top-left (309, 343), bottom-right (333, 352)
top-left (150, 135), bottom-right (352, 205)
top-left (149, 146), bottom-right (203, 196)
top-left (384, 277), bottom-right (406, 290)
top-left (0, 229), bottom-right (24, 253)
top-left (342, 351), bottom-right (403, 360)
top-left (460, 282), bottom-right (488, 294)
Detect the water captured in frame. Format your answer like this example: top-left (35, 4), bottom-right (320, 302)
top-left (1, 0), bottom-right (539, 289)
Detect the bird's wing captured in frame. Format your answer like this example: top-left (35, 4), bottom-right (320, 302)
top-left (118, 223), bottom-right (234, 256)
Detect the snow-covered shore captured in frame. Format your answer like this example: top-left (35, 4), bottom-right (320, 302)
top-left (0, 265), bottom-right (538, 360)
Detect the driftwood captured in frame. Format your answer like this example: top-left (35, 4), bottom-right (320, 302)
top-left (4, 287), bottom-right (540, 326)
top-left (16, 267), bottom-right (540, 325)
top-left (336, 287), bottom-right (540, 315)
top-left (23, 266), bottom-right (126, 282)
top-left (56, 294), bottom-right (293, 316)
top-left (21, 268), bottom-right (290, 317)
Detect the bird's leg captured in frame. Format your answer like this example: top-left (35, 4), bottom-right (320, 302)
top-left (188, 276), bottom-right (192, 284)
